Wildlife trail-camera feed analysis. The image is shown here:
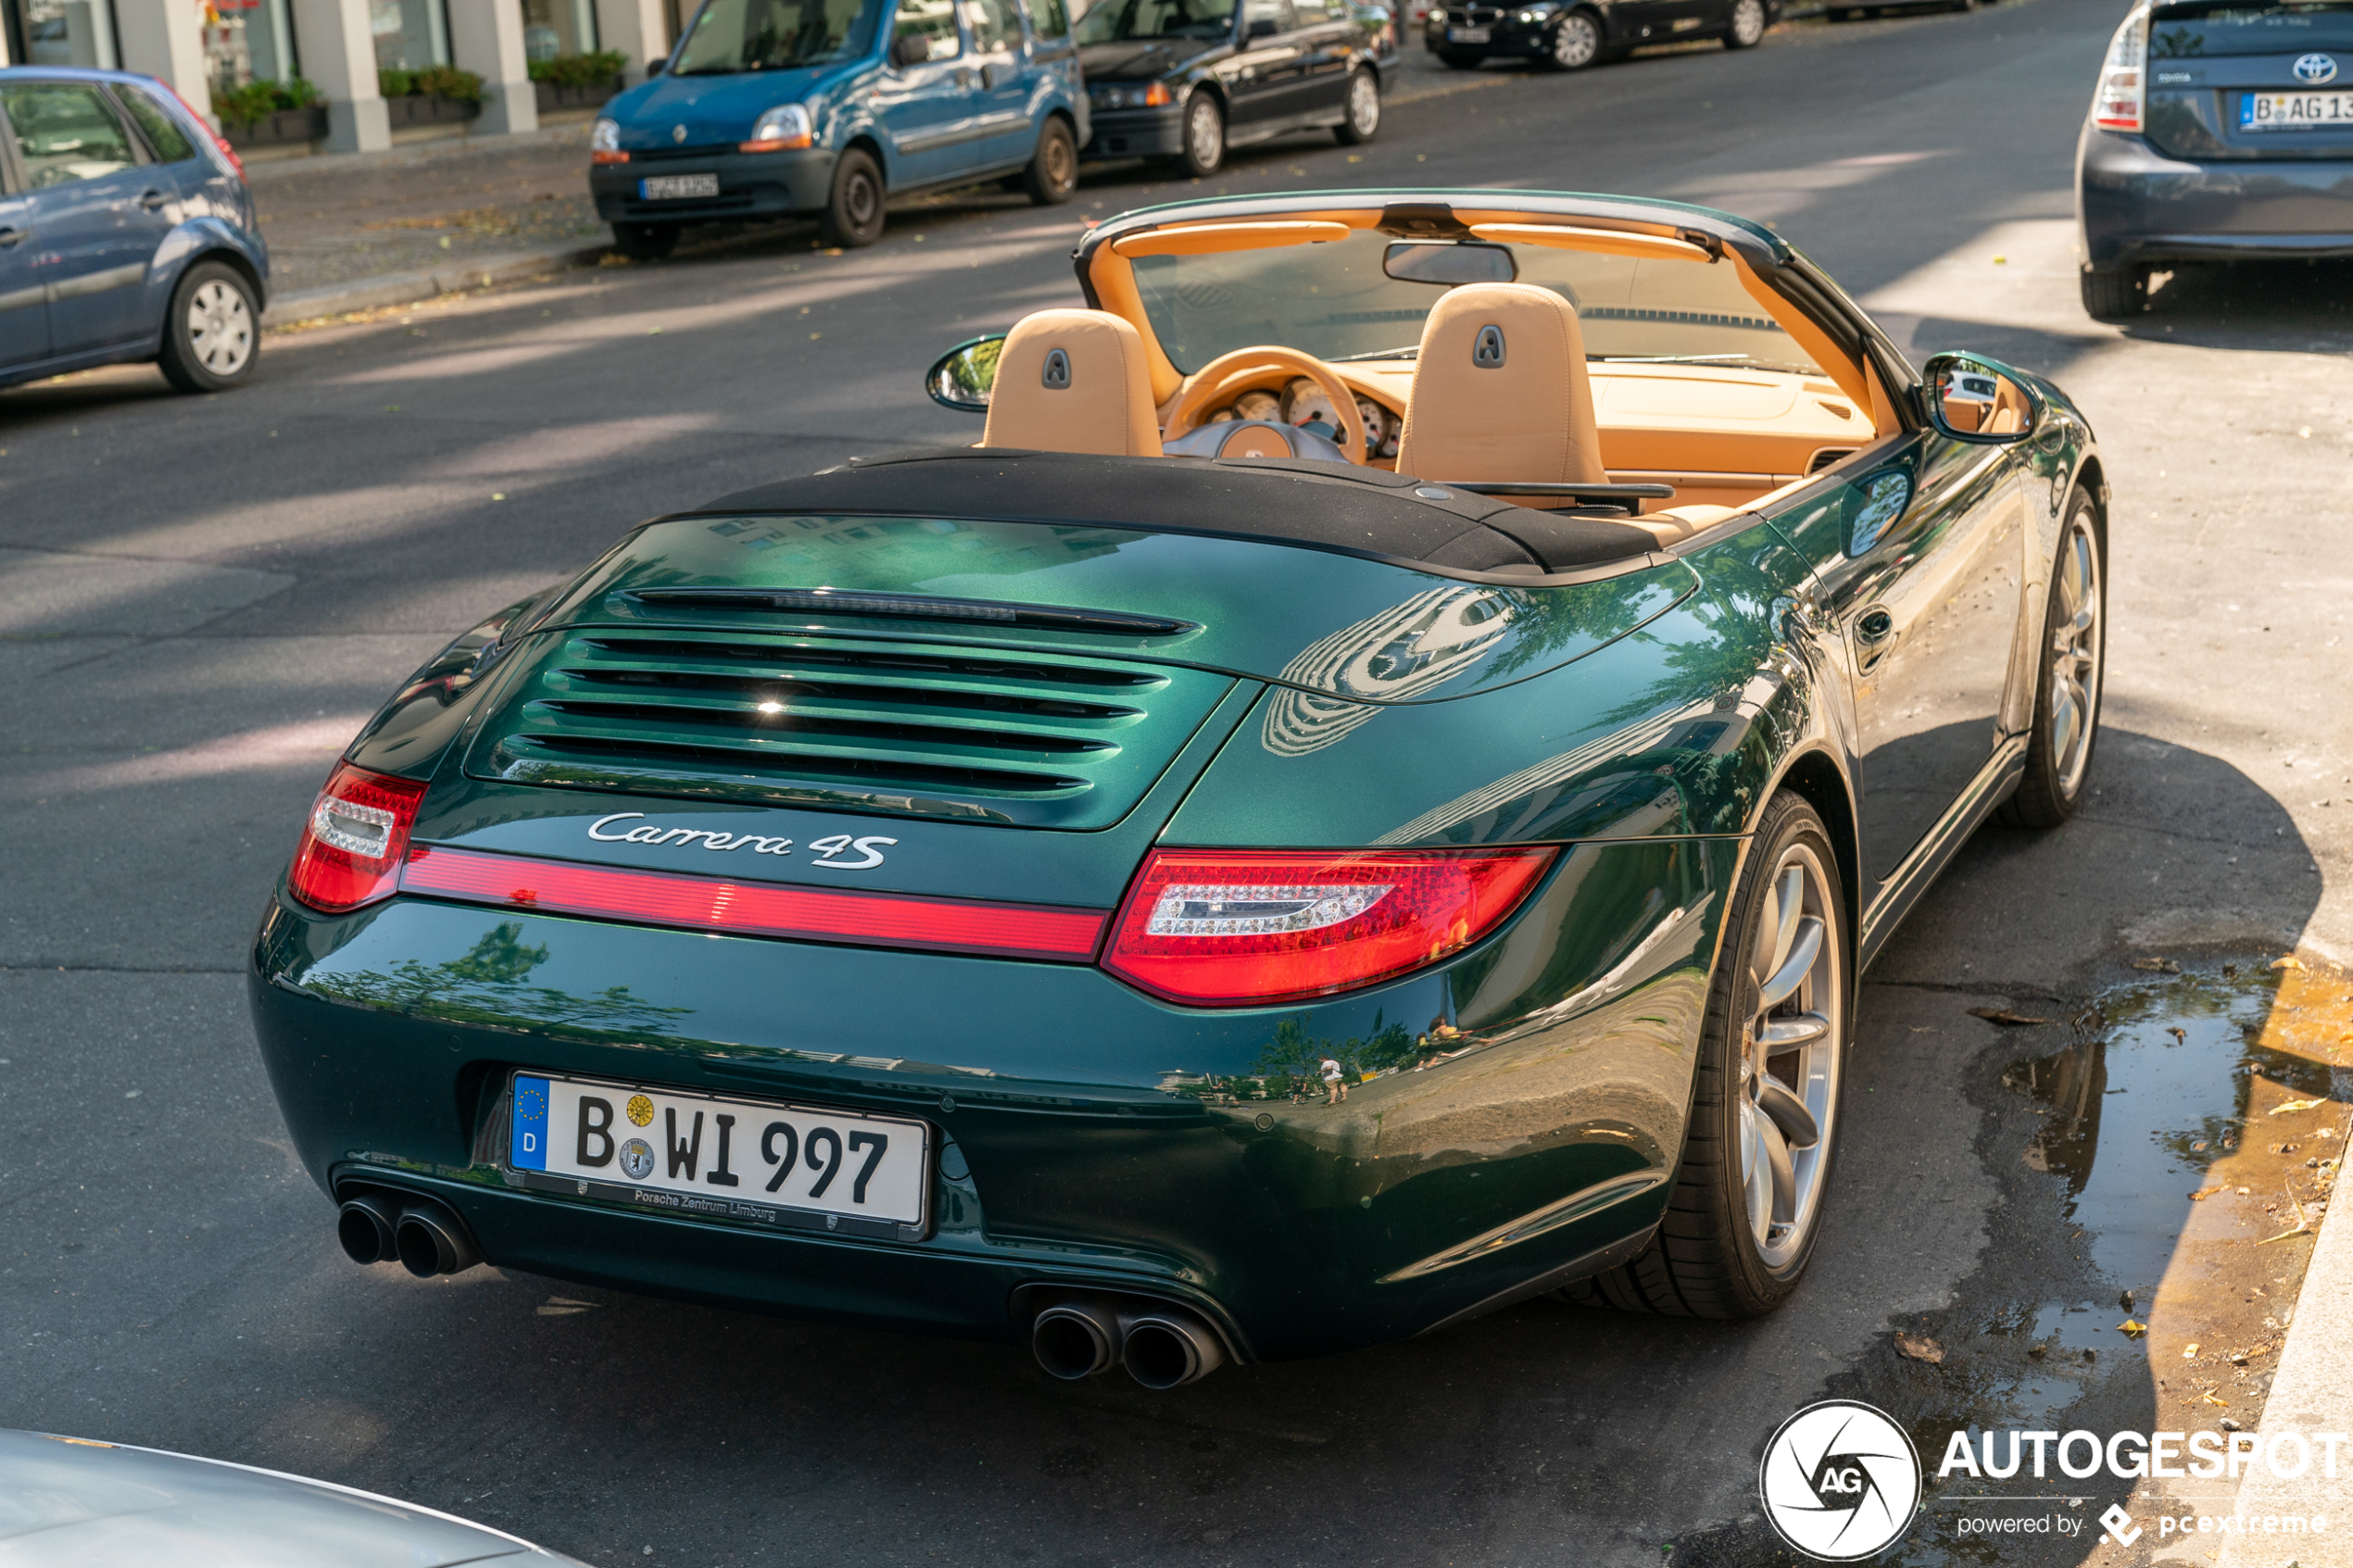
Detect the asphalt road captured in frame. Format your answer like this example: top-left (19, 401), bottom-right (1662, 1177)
top-left (5, 4), bottom-right (2351, 1564)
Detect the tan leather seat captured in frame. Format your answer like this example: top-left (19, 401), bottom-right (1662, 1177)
top-left (980, 309), bottom-right (1161, 457)
top-left (1392, 282), bottom-right (1606, 488)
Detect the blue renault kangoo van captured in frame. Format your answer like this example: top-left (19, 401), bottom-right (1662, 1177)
top-left (589, 0), bottom-right (1088, 255)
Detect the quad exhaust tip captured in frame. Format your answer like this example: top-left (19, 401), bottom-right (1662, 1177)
top-left (335, 1191), bottom-right (481, 1278)
top-left (1030, 1293), bottom-right (1227, 1388)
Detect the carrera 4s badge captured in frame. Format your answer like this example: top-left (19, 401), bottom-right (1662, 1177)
top-left (586, 812), bottom-right (896, 870)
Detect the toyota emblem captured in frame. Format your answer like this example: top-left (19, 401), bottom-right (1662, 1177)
top-left (2294, 52), bottom-right (2337, 84)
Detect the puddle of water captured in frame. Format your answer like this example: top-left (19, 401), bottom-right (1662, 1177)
top-left (1826, 960), bottom-right (2347, 1568)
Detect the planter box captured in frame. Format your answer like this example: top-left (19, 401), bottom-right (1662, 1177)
top-left (220, 105), bottom-right (330, 149)
top-left (535, 75), bottom-right (623, 114)
top-left (385, 93), bottom-right (481, 129)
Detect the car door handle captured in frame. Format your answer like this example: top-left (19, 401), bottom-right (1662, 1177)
top-left (138, 188), bottom-right (170, 211)
top-left (0, 225), bottom-right (24, 247)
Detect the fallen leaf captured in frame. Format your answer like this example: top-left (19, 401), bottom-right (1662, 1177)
top-left (2132, 957), bottom-right (2182, 973)
top-left (2202, 1392), bottom-right (2231, 1406)
top-left (2273, 955), bottom-right (2302, 971)
top-left (2183, 1342), bottom-right (2201, 1358)
top-left (1969, 1008), bottom-right (2051, 1026)
top-left (2191, 1186), bottom-right (2225, 1200)
top-left (1894, 1332), bottom-right (1944, 1363)
top-left (2271, 1098), bottom-right (2327, 1116)
top-left (2119, 1319), bottom-right (2148, 1336)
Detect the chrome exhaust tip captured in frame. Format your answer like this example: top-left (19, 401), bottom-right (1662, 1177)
top-left (393, 1200), bottom-right (482, 1278)
top-left (1032, 1298), bottom-right (1123, 1380)
top-left (335, 1194), bottom-right (401, 1265)
top-left (1119, 1309), bottom-right (1227, 1389)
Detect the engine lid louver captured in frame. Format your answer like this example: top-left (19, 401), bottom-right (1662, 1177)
top-left (463, 631), bottom-right (1235, 828)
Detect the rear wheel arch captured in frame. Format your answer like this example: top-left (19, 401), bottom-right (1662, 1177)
top-left (183, 245), bottom-right (263, 308)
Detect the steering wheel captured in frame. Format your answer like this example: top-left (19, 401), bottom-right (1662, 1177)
top-left (1162, 345), bottom-right (1370, 466)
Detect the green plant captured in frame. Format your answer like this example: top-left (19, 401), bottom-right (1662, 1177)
top-left (411, 64), bottom-right (486, 102)
top-left (212, 76), bottom-right (322, 127)
top-left (377, 67), bottom-right (414, 99)
top-left (527, 49), bottom-right (628, 87)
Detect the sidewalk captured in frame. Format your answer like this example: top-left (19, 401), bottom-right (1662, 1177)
top-left (249, 44), bottom-right (1522, 327)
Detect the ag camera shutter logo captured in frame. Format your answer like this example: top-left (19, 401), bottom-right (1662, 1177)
top-left (1759, 1399), bottom-right (1923, 1561)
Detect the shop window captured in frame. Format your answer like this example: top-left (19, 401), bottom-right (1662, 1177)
top-left (372, 0), bottom-right (452, 71)
top-left (6, 0), bottom-right (122, 69)
top-left (522, 0), bottom-right (601, 61)
top-left (204, 0), bottom-right (302, 95)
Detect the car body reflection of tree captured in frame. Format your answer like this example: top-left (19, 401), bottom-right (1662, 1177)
top-left (303, 922), bottom-right (697, 1038)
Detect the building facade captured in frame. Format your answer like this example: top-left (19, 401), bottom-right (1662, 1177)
top-left (1, 0), bottom-right (674, 153)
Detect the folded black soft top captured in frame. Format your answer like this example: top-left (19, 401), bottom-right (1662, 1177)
top-left (692, 448), bottom-right (1660, 577)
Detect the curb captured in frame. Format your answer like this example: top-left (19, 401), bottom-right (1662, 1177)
top-left (260, 241), bottom-right (607, 327)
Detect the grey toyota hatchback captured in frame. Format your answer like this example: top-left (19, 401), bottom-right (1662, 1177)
top-left (1, 68), bottom-right (269, 392)
top-left (2077, 0), bottom-right (2353, 318)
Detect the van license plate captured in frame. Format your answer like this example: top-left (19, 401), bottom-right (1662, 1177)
top-left (508, 1072), bottom-right (930, 1236)
top-left (639, 172), bottom-right (720, 199)
top-left (2240, 92), bottom-right (2353, 131)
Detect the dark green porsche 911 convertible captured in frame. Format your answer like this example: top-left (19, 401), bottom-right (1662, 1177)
top-left (251, 188), bottom-right (2108, 1387)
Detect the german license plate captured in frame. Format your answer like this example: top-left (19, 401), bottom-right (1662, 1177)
top-left (508, 1072), bottom-right (929, 1236)
top-left (2240, 92), bottom-right (2353, 131)
top-left (638, 172), bottom-right (720, 199)
top-left (1448, 25), bottom-right (1490, 40)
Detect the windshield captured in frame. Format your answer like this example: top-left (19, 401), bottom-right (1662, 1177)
top-left (673, 0), bottom-right (883, 72)
top-left (1077, 0), bottom-right (1239, 44)
top-left (1126, 230), bottom-right (1823, 376)
top-left (2151, 1), bottom-right (2353, 53)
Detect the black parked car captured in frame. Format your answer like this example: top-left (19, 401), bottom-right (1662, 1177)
top-left (1429, 0), bottom-right (1773, 69)
top-left (2077, 0), bottom-right (2353, 319)
top-left (1079, 0), bottom-right (1392, 175)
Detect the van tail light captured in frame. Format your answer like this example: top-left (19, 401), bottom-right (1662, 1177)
top-left (1102, 847), bottom-right (1557, 1007)
top-left (2092, 10), bottom-right (2147, 132)
top-left (288, 762), bottom-right (428, 913)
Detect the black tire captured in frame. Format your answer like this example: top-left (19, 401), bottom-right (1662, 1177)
top-left (610, 221), bottom-right (680, 260)
top-left (1725, 0), bottom-right (1766, 45)
top-left (819, 146), bottom-right (887, 248)
top-left (1436, 47), bottom-right (1484, 67)
top-left (1995, 488), bottom-right (2107, 829)
top-left (1543, 9), bottom-right (1603, 69)
top-left (2080, 263), bottom-right (2144, 320)
top-left (1024, 116), bottom-right (1078, 205)
top-left (1561, 791), bottom-right (1851, 1319)
top-left (1174, 90), bottom-right (1225, 177)
top-left (1334, 67), bottom-right (1380, 144)
top-left (157, 258), bottom-right (258, 395)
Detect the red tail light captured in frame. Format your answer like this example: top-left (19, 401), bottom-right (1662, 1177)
top-left (399, 847), bottom-right (1110, 960)
top-left (1101, 847), bottom-right (1557, 1007)
top-left (288, 762), bottom-right (428, 913)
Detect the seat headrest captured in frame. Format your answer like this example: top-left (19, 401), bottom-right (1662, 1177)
top-left (980, 309), bottom-right (1162, 457)
top-left (1392, 282), bottom-right (1605, 487)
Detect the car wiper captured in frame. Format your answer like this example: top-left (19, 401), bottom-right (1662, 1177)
top-left (1327, 345), bottom-right (1419, 362)
top-left (1592, 353), bottom-right (1817, 374)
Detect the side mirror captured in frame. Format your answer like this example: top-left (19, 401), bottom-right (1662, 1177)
top-left (647, 56), bottom-right (667, 75)
top-left (1923, 352), bottom-right (2038, 443)
top-left (1247, 18), bottom-right (1280, 36)
top-left (890, 31), bottom-right (932, 67)
top-left (926, 334), bottom-right (1005, 412)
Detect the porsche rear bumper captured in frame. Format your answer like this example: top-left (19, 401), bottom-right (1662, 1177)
top-left (2077, 123), bottom-right (2353, 270)
top-left (248, 835), bottom-right (1735, 1361)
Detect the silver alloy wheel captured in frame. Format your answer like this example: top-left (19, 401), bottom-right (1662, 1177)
top-left (1730, 0), bottom-right (1766, 44)
top-left (2047, 509), bottom-right (2104, 800)
top-left (1186, 94), bottom-right (1224, 171)
top-left (1737, 844), bottom-right (1842, 1271)
top-left (1551, 11), bottom-right (1599, 66)
top-left (1346, 70), bottom-right (1379, 137)
top-left (185, 279), bottom-right (253, 378)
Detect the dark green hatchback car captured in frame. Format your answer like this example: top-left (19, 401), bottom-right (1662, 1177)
top-left (252, 188), bottom-right (2110, 1386)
